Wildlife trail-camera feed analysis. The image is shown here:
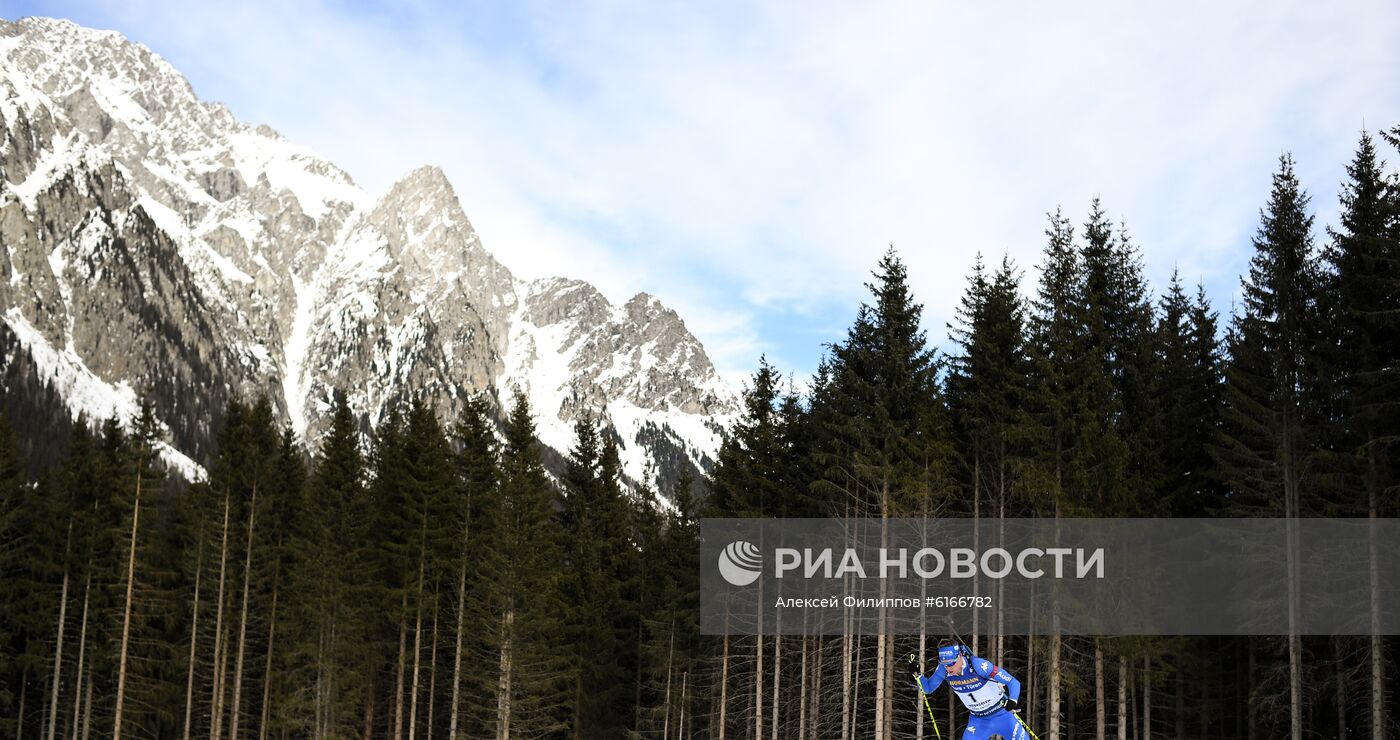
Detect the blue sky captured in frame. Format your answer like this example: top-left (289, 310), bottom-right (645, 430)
top-left (8, 1), bottom-right (1400, 386)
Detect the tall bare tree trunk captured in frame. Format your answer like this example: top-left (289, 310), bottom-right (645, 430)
top-left (449, 555), bottom-right (466, 740)
top-left (875, 492), bottom-right (892, 740)
top-left (47, 545), bottom-right (71, 740)
top-left (1369, 462), bottom-right (1384, 740)
top-left (495, 610), bottom-right (513, 740)
top-left (1130, 668), bottom-right (1138, 740)
top-left (852, 637), bottom-right (863, 739)
top-left (314, 626), bottom-right (326, 738)
top-left (914, 507), bottom-right (928, 740)
top-left (914, 617), bottom-right (925, 740)
top-left (771, 633), bottom-right (781, 740)
top-left (754, 633), bottom-right (763, 740)
top-left (216, 609), bottom-right (232, 738)
top-left (82, 665), bottom-right (93, 740)
top-left (875, 617), bottom-right (887, 735)
top-left (210, 494), bottom-right (232, 740)
top-left (1028, 607), bottom-right (1037, 730)
top-left (364, 678), bottom-right (375, 740)
top-left (1050, 624), bottom-right (1061, 739)
top-left (997, 457), bottom-right (1007, 663)
top-left (230, 482), bottom-right (258, 740)
top-left (1337, 639), bottom-right (1347, 740)
top-left (841, 510), bottom-right (854, 740)
top-left (18, 666), bottom-right (27, 740)
top-left (811, 636), bottom-right (822, 740)
top-left (409, 565), bottom-right (424, 740)
top-left (797, 632), bottom-right (808, 740)
top-left (661, 620), bottom-right (674, 739)
top-left (258, 571), bottom-right (279, 740)
top-left (841, 627), bottom-right (851, 739)
top-left (718, 632), bottom-right (729, 740)
top-left (184, 547), bottom-right (203, 740)
top-left (427, 596), bottom-right (438, 740)
top-left (662, 648), bottom-right (674, 739)
top-left (972, 453), bottom-right (981, 655)
top-left (329, 621), bottom-right (338, 735)
top-left (73, 569), bottom-right (92, 740)
top-left (680, 670), bottom-right (689, 740)
top-left (1117, 655), bottom-right (1127, 740)
top-left (1048, 492), bottom-right (1062, 740)
top-left (395, 592), bottom-right (409, 740)
top-left (1284, 427), bottom-right (1302, 740)
top-left (1287, 536), bottom-right (1302, 740)
top-left (112, 453), bottom-right (145, 740)
top-left (635, 588), bottom-right (647, 737)
top-left (1143, 654), bottom-right (1151, 740)
top-left (1096, 640), bottom-right (1106, 740)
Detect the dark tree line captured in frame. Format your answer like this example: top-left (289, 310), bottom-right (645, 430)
top-left (2, 131), bottom-right (1398, 739)
top-left (0, 388), bottom-right (702, 740)
top-left (698, 134), bottom-right (1397, 740)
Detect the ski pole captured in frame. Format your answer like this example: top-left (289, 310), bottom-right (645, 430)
top-left (907, 653), bottom-right (942, 739)
top-left (1013, 710), bottom-right (1042, 740)
top-left (915, 678), bottom-right (942, 740)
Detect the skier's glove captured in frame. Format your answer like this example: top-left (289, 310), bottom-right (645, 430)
top-left (1001, 697), bottom-right (1019, 712)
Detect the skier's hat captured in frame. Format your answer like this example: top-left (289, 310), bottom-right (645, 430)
top-left (937, 644), bottom-right (964, 666)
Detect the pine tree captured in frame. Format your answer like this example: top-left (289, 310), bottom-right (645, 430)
top-left (1221, 155), bottom-right (1325, 511)
top-left (282, 393), bottom-right (367, 736)
top-left (809, 247), bottom-right (941, 740)
top-left (108, 401), bottom-right (169, 739)
top-left (1321, 130), bottom-right (1399, 506)
top-left (1155, 273), bottom-right (1226, 515)
top-left (398, 398), bottom-right (456, 740)
top-left (55, 420), bottom-right (105, 740)
top-left (947, 253), bottom-right (1030, 662)
top-left (366, 404), bottom-right (421, 740)
top-left (561, 413), bottom-right (603, 738)
top-left (1323, 131), bottom-right (1399, 740)
top-left (255, 426), bottom-right (305, 740)
top-left (706, 359), bottom-right (786, 740)
top-left (1025, 209), bottom-right (1091, 518)
top-left (708, 358), bottom-right (785, 518)
top-left (636, 467), bottom-right (703, 738)
top-left (0, 413), bottom-right (40, 738)
top-left (224, 397), bottom-right (282, 740)
top-left (490, 391), bottom-right (569, 738)
top-left (1220, 154), bottom-right (1324, 740)
top-left (559, 417), bottom-right (635, 738)
top-left (624, 466), bottom-right (663, 738)
top-left (1023, 209), bottom-right (1092, 740)
top-left (449, 393), bottom-right (501, 740)
top-left (1075, 200), bottom-right (1136, 515)
top-left (947, 254), bottom-right (1031, 511)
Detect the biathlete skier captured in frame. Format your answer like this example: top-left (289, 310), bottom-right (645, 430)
top-left (910, 639), bottom-right (1033, 740)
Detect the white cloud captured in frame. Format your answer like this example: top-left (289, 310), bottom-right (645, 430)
top-left (33, 0), bottom-right (1400, 379)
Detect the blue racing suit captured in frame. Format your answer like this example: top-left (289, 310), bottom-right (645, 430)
top-left (917, 653), bottom-right (1028, 740)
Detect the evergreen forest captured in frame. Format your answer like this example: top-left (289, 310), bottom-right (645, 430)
top-left (2, 132), bottom-right (1398, 740)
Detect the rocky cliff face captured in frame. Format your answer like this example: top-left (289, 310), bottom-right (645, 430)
top-left (0, 16), bottom-right (736, 491)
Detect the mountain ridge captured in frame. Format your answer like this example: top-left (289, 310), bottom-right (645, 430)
top-left (0, 15), bottom-right (736, 491)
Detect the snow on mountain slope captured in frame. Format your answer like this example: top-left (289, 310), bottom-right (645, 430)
top-left (0, 16), bottom-right (736, 490)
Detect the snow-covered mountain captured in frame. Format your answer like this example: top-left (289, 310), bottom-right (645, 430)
top-left (0, 16), bottom-right (736, 490)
